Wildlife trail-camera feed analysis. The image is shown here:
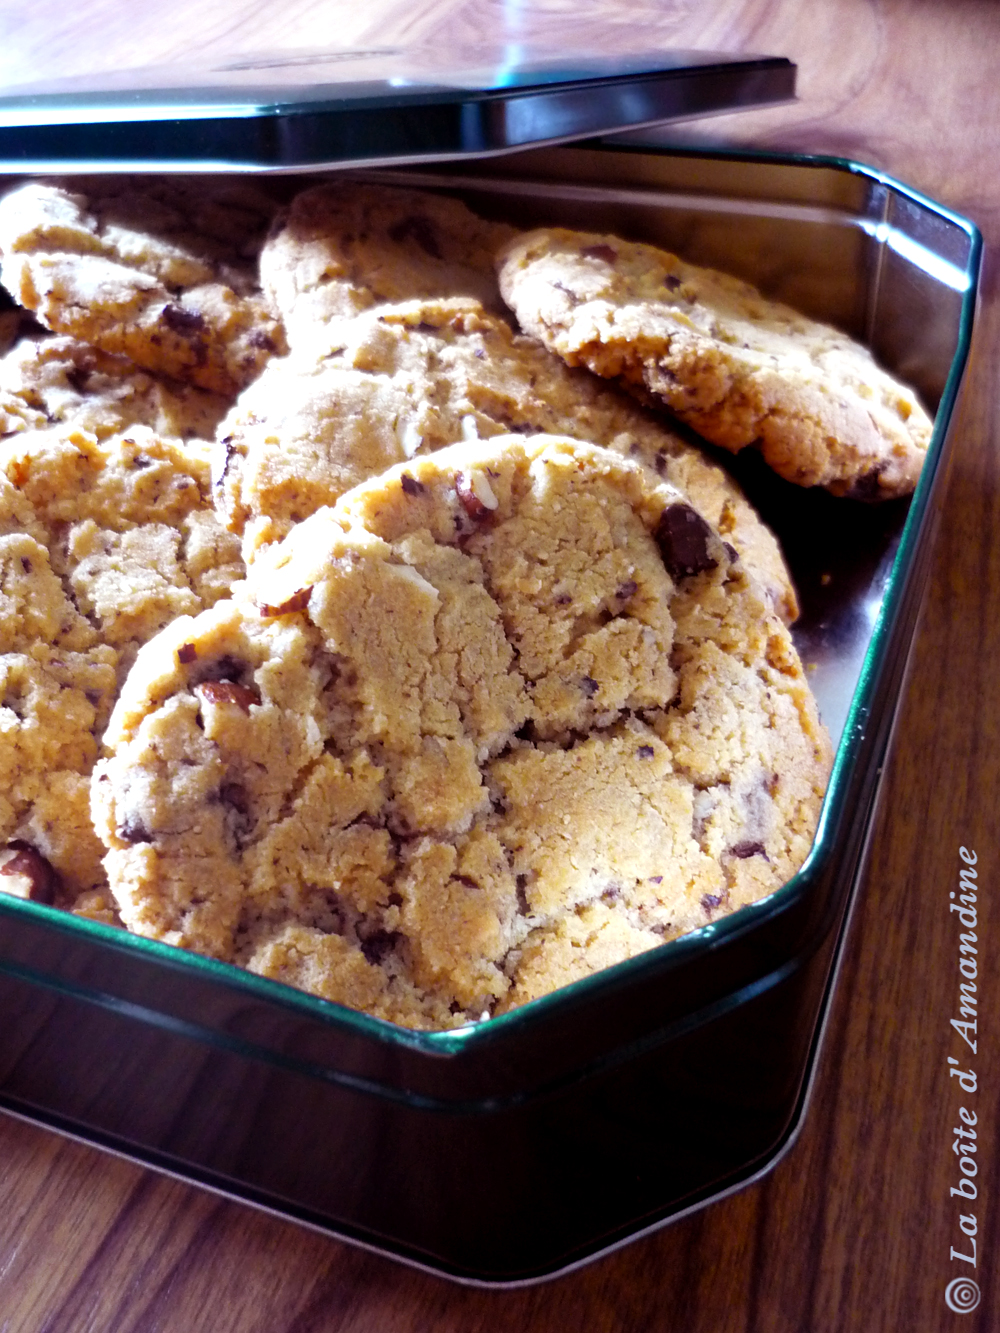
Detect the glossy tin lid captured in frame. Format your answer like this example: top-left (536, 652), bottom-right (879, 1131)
top-left (0, 45), bottom-right (795, 172)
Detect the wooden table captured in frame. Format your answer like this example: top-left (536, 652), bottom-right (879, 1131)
top-left (2, 2), bottom-right (999, 1328)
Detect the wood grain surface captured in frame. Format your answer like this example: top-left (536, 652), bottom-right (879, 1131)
top-left (2, 1), bottom-right (1000, 1329)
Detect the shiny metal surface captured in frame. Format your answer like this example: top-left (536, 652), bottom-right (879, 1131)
top-left (0, 54), bottom-right (795, 172)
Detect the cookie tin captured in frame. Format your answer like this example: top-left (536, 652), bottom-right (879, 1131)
top-left (0, 78), bottom-right (980, 1285)
top-left (0, 48), bottom-right (795, 173)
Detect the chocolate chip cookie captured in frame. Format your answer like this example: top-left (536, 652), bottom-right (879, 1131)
top-left (260, 181), bottom-right (517, 346)
top-left (0, 418), bottom-right (244, 906)
top-left (497, 227), bottom-right (933, 497)
top-left (93, 434), bottom-right (831, 1028)
top-left (3, 424), bottom-right (244, 674)
top-left (0, 485), bottom-right (118, 900)
top-left (213, 295), bottom-right (798, 621)
top-left (0, 177), bottom-right (287, 396)
top-left (0, 333), bottom-right (230, 443)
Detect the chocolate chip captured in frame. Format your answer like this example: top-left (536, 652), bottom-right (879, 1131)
top-left (247, 330), bottom-right (277, 352)
top-left (219, 782), bottom-right (254, 848)
top-left (177, 642), bottom-right (198, 665)
top-left (649, 875), bottom-right (663, 884)
top-left (209, 655), bottom-right (246, 682)
top-left (387, 215), bottom-right (443, 259)
top-left (360, 929), bottom-right (403, 966)
top-left (256, 586), bottom-right (313, 618)
top-left (729, 841), bottom-right (767, 859)
top-left (65, 365), bottom-right (91, 394)
top-left (581, 243), bottom-right (617, 263)
top-left (515, 873), bottom-right (531, 915)
top-left (664, 274), bottom-right (683, 292)
top-left (615, 579), bottom-right (638, 601)
top-left (701, 893), bottom-right (723, 911)
top-left (195, 680), bottom-right (260, 712)
top-left (0, 841), bottom-right (59, 904)
top-left (118, 814), bottom-right (154, 845)
top-left (581, 676), bottom-right (599, 697)
top-left (400, 473), bottom-right (425, 497)
top-left (654, 504), bottom-right (719, 581)
top-left (637, 745), bottom-right (654, 759)
top-left (601, 884), bottom-right (622, 904)
top-left (131, 454), bottom-right (153, 470)
top-left (161, 304), bottom-right (207, 336)
top-left (219, 782), bottom-right (250, 814)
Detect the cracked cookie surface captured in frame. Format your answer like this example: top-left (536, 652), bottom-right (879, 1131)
top-left (497, 227), bottom-right (933, 498)
top-left (260, 181), bottom-right (517, 346)
top-left (0, 333), bottom-right (230, 443)
top-left (3, 424), bottom-right (245, 678)
top-left (213, 296), bottom-right (797, 621)
top-left (0, 177), bottom-right (287, 396)
top-left (94, 434), bottom-right (830, 1028)
top-left (0, 423), bottom-right (244, 906)
top-left (0, 480), bottom-right (118, 901)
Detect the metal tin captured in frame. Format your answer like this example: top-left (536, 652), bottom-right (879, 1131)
top-left (0, 142), bottom-right (980, 1285)
top-left (0, 50), bottom-right (795, 172)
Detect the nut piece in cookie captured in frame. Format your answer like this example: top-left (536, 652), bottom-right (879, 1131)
top-left (213, 294), bottom-right (798, 623)
top-left (497, 227), bottom-right (933, 498)
top-left (95, 434), bottom-right (830, 1029)
top-left (0, 177), bottom-right (287, 396)
top-left (0, 840), bottom-right (59, 904)
top-left (260, 181), bottom-right (517, 345)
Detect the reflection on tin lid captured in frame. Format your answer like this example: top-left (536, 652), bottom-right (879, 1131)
top-left (0, 47), bottom-right (795, 173)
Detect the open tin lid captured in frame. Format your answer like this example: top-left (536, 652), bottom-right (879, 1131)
top-left (0, 46), bottom-right (795, 173)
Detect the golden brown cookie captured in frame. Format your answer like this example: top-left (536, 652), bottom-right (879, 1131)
top-left (3, 425), bottom-right (244, 675)
top-left (497, 227), bottom-right (933, 498)
top-left (0, 177), bottom-right (287, 396)
top-left (0, 334), bottom-right (230, 443)
top-left (260, 181), bottom-right (517, 345)
top-left (0, 501), bottom-right (118, 900)
top-left (0, 422), bottom-right (245, 906)
top-left (214, 295), bottom-right (797, 621)
top-left (93, 434), bottom-right (830, 1028)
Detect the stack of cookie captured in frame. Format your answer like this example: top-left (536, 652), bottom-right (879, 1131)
top-left (0, 174), bottom-right (930, 1027)
top-left (0, 175), bottom-right (282, 916)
